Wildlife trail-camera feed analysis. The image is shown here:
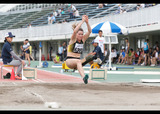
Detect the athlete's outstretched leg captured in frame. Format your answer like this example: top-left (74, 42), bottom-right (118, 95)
top-left (77, 59), bottom-right (85, 78)
top-left (66, 59), bottom-right (88, 84)
top-left (82, 55), bottom-right (95, 66)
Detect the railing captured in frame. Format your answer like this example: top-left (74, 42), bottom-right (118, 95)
top-left (89, 4), bottom-right (160, 28)
top-left (0, 4), bottom-right (159, 42)
top-left (0, 4), bottom-right (67, 15)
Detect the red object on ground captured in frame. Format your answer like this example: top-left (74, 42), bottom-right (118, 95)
top-left (10, 69), bottom-right (15, 80)
top-left (42, 55), bottom-right (45, 61)
top-left (47, 53), bottom-right (50, 61)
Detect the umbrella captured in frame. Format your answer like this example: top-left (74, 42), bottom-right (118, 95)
top-left (91, 21), bottom-right (128, 70)
top-left (91, 21), bottom-right (128, 35)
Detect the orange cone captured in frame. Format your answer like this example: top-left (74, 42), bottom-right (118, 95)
top-left (10, 69), bottom-right (15, 80)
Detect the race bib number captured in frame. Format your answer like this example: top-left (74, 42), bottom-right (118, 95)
top-left (73, 43), bottom-right (83, 54)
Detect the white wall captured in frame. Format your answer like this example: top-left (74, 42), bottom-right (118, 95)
top-left (0, 4), bottom-right (20, 12)
top-left (0, 4), bottom-right (160, 43)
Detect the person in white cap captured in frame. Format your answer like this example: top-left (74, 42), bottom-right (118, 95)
top-left (82, 39), bottom-right (103, 66)
top-left (2, 32), bottom-right (26, 80)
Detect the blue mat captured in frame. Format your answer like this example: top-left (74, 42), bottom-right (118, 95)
top-left (116, 66), bottom-right (134, 69)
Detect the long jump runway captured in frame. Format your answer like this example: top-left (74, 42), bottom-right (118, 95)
top-left (0, 62), bottom-right (94, 84)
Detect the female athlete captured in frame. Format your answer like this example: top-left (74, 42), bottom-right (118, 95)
top-left (65, 15), bottom-right (91, 84)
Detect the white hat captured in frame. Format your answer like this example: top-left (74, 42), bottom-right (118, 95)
top-left (91, 39), bottom-right (99, 44)
top-left (4, 32), bottom-right (15, 38)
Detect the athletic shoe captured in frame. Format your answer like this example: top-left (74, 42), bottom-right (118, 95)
top-left (15, 76), bottom-right (22, 80)
top-left (98, 63), bottom-right (102, 67)
top-left (150, 64), bottom-right (155, 67)
top-left (83, 74), bottom-right (89, 84)
top-left (28, 63), bottom-right (31, 67)
top-left (141, 62), bottom-right (145, 66)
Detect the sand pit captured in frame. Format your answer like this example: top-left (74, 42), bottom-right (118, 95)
top-left (0, 82), bottom-right (160, 110)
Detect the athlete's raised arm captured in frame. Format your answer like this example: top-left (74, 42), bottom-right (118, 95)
top-left (83, 15), bottom-right (91, 42)
top-left (70, 15), bottom-right (86, 43)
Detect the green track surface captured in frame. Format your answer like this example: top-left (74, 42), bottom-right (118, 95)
top-left (29, 61), bottom-right (160, 85)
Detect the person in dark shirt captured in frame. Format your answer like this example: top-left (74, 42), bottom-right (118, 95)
top-left (83, 39), bottom-right (103, 66)
top-left (2, 32), bottom-right (26, 80)
top-left (92, 40), bottom-right (103, 61)
top-left (62, 41), bottom-right (67, 61)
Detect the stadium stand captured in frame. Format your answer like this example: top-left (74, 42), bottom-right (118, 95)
top-left (0, 4), bottom-right (140, 30)
top-left (0, 3), bottom-right (159, 64)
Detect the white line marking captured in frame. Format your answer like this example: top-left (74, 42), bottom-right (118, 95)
top-left (75, 70), bottom-right (160, 75)
top-left (32, 79), bottom-right (39, 82)
top-left (36, 79), bottom-right (45, 83)
top-left (0, 66), bottom-right (12, 72)
top-left (12, 82), bottom-right (18, 85)
top-left (140, 79), bottom-right (160, 83)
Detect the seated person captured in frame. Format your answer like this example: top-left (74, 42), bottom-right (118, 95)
top-left (74, 9), bottom-right (80, 18)
top-left (111, 48), bottom-right (117, 63)
top-left (53, 52), bottom-right (62, 64)
top-left (48, 15), bottom-right (52, 24)
top-left (120, 48), bottom-right (126, 64)
top-left (117, 49), bottom-right (125, 64)
top-left (127, 48), bottom-right (135, 65)
top-left (157, 53), bottom-right (160, 65)
top-left (147, 47), bottom-right (152, 66)
top-left (2, 32), bottom-right (26, 80)
top-left (96, 4), bottom-right (104, 9)
top-left (134, 48), bottom-right (139, 64)
top-left (82, 39), bottom-right (103, 66)
top-left (150, 48), bottom-right (159, 66)
top-left (137, 48), bottom-right (145, 65)
top-left (51, 14), bottom-right (56, 24)
top-left (117, 49), bottom-right (123, 64)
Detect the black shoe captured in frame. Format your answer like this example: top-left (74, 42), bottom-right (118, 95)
top-left (83, 74), bottom-right (89, 84)
top-left (98, 63), bottom-right (102, 67)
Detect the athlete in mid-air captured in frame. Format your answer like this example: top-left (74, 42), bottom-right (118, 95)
top-left (65, 15), bottom-right (91, 84)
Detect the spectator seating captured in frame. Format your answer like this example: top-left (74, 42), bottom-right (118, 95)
top-left (0, 4), bottom-right (142, 30)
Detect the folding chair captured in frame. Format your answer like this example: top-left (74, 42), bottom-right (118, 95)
top-left (1, 64), bottom-right (27, 80)
top-left (1, 65), bottom-right (16, 79)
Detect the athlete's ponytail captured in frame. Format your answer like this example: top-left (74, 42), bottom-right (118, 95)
top-left (72, 23), bottom-right (83, 32)
top-left (72, 23), bottom-right (78, 30)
